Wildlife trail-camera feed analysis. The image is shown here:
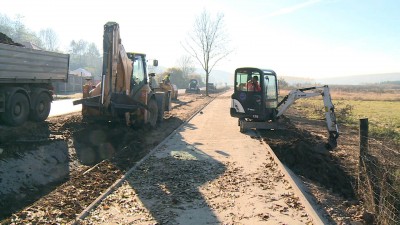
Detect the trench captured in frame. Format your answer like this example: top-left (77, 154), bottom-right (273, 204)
top-left (260, 127), bottom-right (356, 199)
top-left (0, 141), bottom-right (70, 218)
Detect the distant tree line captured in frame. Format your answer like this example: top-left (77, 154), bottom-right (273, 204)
top-left (380, 80), bottom-right (400, 85)
top-left (1, 13), bottom-right (213, 87)
top-left (0, 13), bottom-right (102, 77)
top-left (0, 13), bottom-right (45, 48)
top-left (152, 56), bottom-right (204, 89)
top-left (68, 39), bottom-right (102, 78)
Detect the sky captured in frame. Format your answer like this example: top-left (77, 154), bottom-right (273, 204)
top-left (2, 0), bottom-right (400, 79)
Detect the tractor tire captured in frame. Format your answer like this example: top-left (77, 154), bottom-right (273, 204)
top-left (29, 92), bottom-right (51, 122)
top-left (2, 93), bottom-right (29, 126)
top-left (147, 98), bottom-right (158, 128)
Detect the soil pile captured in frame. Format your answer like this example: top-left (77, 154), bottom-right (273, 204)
top-left (260, 113), bottom-right (368, 224)
top-left (0, 32), bottom-right (24, 46)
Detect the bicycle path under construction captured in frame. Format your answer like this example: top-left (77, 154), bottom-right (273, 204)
top-left (79, 91), bottom-right (327, 225)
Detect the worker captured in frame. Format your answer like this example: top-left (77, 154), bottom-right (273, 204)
top-left (149, 73), bottom-right (158, 89)
top-left (247, 75), bottom-right (261, 91)
top-left (163, 73), bottom-right (171, 85)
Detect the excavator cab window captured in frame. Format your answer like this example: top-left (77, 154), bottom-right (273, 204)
top-left (235, 72), bottom-right (247, 91)
top-left (263, 74), bottom-right (278, 108)
top-left (235, 72), bottom-right (261, 92)
top-left (131, 55), bottom-right (145, 86)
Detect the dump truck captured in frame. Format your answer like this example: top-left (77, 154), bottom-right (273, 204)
top-left (0, 34), bottom-right (70, 126)
top-left (207, 83), bottom-right (217, 93)
top-left (73, 22), bottom-right (171, 127)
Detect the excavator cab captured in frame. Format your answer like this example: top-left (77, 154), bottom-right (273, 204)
top-left (231, 67), bottom-right (278, 122)
top-left (126, 52), bottom-right (149, 93)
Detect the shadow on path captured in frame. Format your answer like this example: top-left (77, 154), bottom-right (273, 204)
top-left (125, 131), bottom-right (226, 224)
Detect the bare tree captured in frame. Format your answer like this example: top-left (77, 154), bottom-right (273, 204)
top-left (39, 28), bottom-right (59, 51)
top-left (68, 40), bottom-right (102, 76)
top-left (176, 55), bottom-right (196, 78)
top-left (182, 10), bottom-right (231, 96)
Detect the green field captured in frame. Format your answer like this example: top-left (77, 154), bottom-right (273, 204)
top-left (291, 98), bottom-right (400, 143)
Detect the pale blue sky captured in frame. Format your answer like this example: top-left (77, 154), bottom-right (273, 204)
top-left (2, 0), bottom-right (399, 78)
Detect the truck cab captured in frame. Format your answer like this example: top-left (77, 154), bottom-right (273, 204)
top-left (230, 67), bottom-right (278, 122)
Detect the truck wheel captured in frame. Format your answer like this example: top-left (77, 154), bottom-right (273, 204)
top-left (2, 93), bottom-right (29, 126)
top-left (29, 92), bottom-right (51, 122)
top-left (239, 120), bottom-right (245, 133)
top-left (147, 99), bottom-right (158, 128)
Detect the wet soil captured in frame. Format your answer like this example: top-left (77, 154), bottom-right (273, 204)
top-left (260, 108), bottom-right (370, 224)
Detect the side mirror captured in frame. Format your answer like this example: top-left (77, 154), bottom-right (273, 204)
top-left (153, 60), bottom-right (158, 67)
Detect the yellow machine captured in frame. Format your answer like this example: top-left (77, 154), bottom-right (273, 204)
top-left (158, 82), bottom-right (178, 100)
top-left (73, 22), bottom-right (171, 127)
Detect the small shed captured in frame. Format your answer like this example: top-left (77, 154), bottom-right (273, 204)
top-left (70, 68), bottom-right (92, 78)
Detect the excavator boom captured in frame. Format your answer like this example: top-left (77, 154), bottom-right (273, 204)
top-left (277, 85), bottom-right (339, 147)
top-left (97, 22), bottom-right (133, 106)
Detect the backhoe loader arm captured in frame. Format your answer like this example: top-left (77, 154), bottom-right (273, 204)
top-left (277, 85), bottom-right (339, 148)
top-left (101, 22), bottom-right (132, 105)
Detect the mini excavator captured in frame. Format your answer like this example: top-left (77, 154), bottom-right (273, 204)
top-left (230, 67), bottom-right (339, 148)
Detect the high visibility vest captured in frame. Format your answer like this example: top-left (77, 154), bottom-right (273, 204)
top-left (247, 81), bottom-right (261, 91)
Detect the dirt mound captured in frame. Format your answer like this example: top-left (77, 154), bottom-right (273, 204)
top-left (260, 112), bottom-right (371, 224)
top-left (261, 123), bottom-right (355, 199)
top-left (0, 32), bottom-right (24, 46)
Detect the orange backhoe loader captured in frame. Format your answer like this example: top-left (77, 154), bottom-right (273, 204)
top-left (73, 22), bottom-right (171, 127)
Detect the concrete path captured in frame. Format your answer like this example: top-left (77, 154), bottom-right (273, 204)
top-left (49, 99), bottom-right (81, 117)
top-left (82, 91), bottom-right (323, 225)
